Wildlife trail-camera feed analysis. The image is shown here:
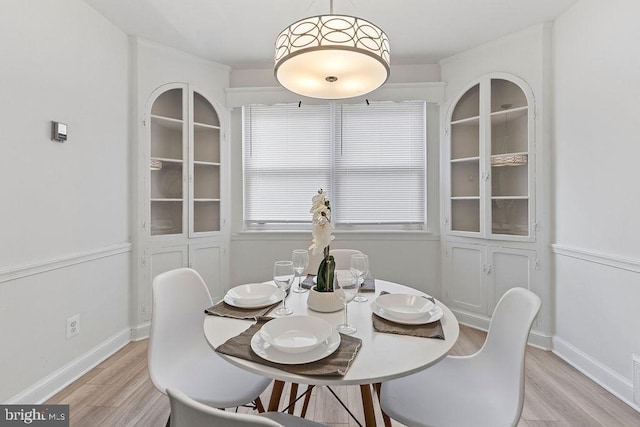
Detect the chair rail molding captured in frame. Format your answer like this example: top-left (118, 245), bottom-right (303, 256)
top-left (551, 244), bottom-right (640, 273)
top-left (0, 242), bottom-right (132, 284)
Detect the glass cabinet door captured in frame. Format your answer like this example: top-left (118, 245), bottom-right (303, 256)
top-left (450, 83), bottom-right (481, 233)
top-left (190, 91), bottom-right (221, 235)
top-left (148, 86), bottom-right (222, 238)
top-left (447, 75), bottom-right (533, 240)
top-left (489, 79), bottom-right (529, 237)
top-left (149, 88), bottom-right (185, 236)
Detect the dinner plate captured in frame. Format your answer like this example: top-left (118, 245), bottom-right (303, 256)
top-left (259, 316), bottom-right (333, 354)
top-left (226, 283), bottom-right (279, 305)
top-left (251, 328), bottom-right (341, 365)
top-left (371, 300), bottom-right (443, 325)
top-left (374, 293), bottom-right (435, 320)
top-left (224, 288), bottom-right (285, 309)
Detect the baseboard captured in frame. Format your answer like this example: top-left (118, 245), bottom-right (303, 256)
top-left (130, 321), bottom-right (151, 341)
top-left (553, 336), bottom-right (640, 413)
top-left (7, 328), bottom-right (131, 404)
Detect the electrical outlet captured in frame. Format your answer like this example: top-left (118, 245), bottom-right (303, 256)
top-left (633, 354), bottom-right (640, 405)
top-left (66, 314), bottom-right (80, 339)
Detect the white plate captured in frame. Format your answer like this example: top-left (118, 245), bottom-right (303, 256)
top-left (226, 283), bottom-right (279, 305)
top-left (371, 300), bottom-right (443, 325)
top-left (224, 288), bottom-right (285, 309)
top-left (375, 293), bottom-right (435, 320)
top-left (251, 328), bottom-right (341, 365)
top-left (259, 316), bottom-right (333, 354)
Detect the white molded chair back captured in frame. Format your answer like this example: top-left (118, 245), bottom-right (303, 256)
top-left (380, 287), bottom-right (541, 427)
top-left (167, 388), bottom-right (282, 427)
top-left (167, 388), bottom-right (328, 427)
top-left (330, 249), bottom-right (363, 269)
top-left (308, 249), bottom-right (363, 273)
top-left (148, 268), bottom-right (214, 394)
top-left (148, 268), bottom-right (271, 408)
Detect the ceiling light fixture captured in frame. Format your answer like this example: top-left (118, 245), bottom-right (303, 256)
top-left (274, 0), bottom-right (390, 100)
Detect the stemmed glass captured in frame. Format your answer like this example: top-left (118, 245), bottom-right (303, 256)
top-left (273, 260), bottom-right (295, 316)
top-left (351, 254), bottom-right (370, 302)
top-left (291, 249), bottom-right (309, 293)
top-left (335, 271), bottom-right (358, 334)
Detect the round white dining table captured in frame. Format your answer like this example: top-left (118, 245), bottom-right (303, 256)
top-left (203, 279), bottom-right (459, 426)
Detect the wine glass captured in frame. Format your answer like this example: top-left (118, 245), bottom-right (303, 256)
top-left (351, 254), bottom-right (370, 302)
top-left (273, 260), bottom-right (295, 316)
top-left (335, 270), bottom-right (358, 334)
top-left (291, 249), bottom-right (309, 293)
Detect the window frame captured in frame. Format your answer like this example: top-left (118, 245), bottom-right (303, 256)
top-left (242, 101), bottom-right (428, 232)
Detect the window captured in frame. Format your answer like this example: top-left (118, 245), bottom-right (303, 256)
top-left (243, 101), bottom-right (426, 230)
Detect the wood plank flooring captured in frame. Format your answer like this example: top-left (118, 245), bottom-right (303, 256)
top-left (46, 325), bottom-right (640, 426)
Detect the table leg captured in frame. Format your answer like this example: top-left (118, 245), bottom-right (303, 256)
top-left (268, 380), bottom-right (285, 412)
top-left (359, 384), bottom-right (376, 427)
top-left (373, 383), bottom-right (392, 427)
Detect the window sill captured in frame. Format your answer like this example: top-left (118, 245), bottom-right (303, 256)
top-left (232, 229), bottom-right (440, 241)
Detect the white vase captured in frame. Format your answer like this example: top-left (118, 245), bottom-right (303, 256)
top-left (307, 286), bottom-right (343, 313)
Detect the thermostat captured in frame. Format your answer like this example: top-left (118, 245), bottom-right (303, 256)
top-left (51, 121), bottom-right (68, 142)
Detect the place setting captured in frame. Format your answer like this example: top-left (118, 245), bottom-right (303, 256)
top-left (205, 282), bottom-right (285, 320)
top-left (215, 314), bottom-right (362, 377)
top-left (371, 292), bottom-right (446, 339)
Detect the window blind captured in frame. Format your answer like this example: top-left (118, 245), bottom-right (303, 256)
top-left (243, 101), bottom-right (426, 227)
top-left (243, 104), bottom-right (332, 223)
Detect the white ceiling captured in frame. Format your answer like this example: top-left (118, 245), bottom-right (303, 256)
top-left (84, 0), bottom-right (578, 69)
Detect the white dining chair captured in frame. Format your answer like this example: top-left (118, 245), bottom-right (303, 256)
top-left (380, 287), bottom-right (542, 427)
top-left (148, 268), bottom-right (272, 417)
top-left (307, 248), bottom-right (363, 273)
top-left (166, 387), bottom-right (328, 427)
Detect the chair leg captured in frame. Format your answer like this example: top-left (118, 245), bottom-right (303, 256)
top-left (300, 385), bottom-right (314, 418)
top-left (165, 414), bottom-right (171, 427)
top-left (373, 383), bottom-right (392, 427)
top-left (268, 380), bottom-right (286, 412)
top-left (288, 383), bottom-right (299, 414)
top-left (255, 397), bottom-right (265, 413)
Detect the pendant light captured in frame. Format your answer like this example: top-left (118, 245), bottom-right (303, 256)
top-left (274, 0), bottom-right (390, 100)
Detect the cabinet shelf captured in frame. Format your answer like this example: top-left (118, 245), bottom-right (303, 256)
top-left (194, 121), bottom-right (221, 130)
top-left (451, 156), bottom-right (480, 163)
top-left (151, 198), bottom-right (183, 202)
top-left (195, 198), bottom-right (221, 202)
top-left (450, 116), bottom-right (480, 126)
top-left (491, 196), bottom-right (528, 200)
top-left (151, 114), bottom-right (183, 130)
top-left (193, 161), bottom-right (221, 166)
top-left (451, 196), bottom-right (480, 200)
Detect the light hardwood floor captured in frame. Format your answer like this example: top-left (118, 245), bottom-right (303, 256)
top-left (46, 325), bottom-right (640, 426)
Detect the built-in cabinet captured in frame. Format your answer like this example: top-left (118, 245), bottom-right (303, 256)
top-left (138, 82), bottom-right (228, 322)
top-left (442, 73), bottom-right (540, 324)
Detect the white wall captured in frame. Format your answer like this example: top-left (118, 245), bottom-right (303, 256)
top-left (0, 0), bottom-right (130, 402)
top-left (552, 0), bottom-right (640, 408)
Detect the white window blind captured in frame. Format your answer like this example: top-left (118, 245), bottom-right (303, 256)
top-left (334, 102), bottom-right (425, 224)
top-left (243, 101), bottom-right (426, 227)
top-left (243, 104), bottom-right (332, 223)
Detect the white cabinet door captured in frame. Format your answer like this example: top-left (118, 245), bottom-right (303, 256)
top-left (189, 242), bottom-right (226, 302)
top-left (444, 243), bottom-right (486, 314)
top-left (486, 247), bottom-right (536, 315)
top-left (143, 245), bottom-right (188, 321)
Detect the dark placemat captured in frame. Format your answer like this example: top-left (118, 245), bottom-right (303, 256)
top-left (372, 292), bottom-right (445, 339)
top-left (205, 300), bottom-right (279, 320)
top-left (215, 318), bottom-right (362, 376)
top-left (301, 274), bottom-right (376, 292)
